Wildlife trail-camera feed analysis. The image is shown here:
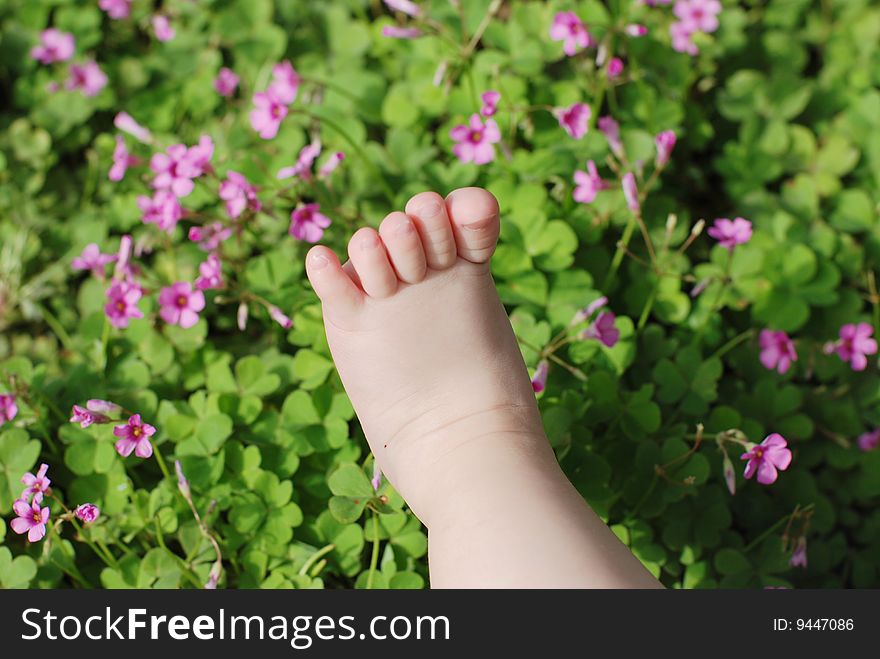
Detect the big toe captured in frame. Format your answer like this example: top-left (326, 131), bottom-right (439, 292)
top-left (445, 187), bottom-right (500, 264)
top-left (306, 246), bottom-right (364, 326)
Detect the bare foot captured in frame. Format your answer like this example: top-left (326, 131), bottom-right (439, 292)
top-left (305, 188), bottom-right (544, 517)
top-left (306, 187), bottom-right (660, 588)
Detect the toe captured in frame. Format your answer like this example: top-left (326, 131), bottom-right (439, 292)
top-left (306, 246), bottom-right (364, 322)
top-left (379, 211), bottom-right (427, 284)
top-left (405, 191), bottom-right (457, 270)
top-left (347, 227), bottom-right (398, 298)
top-left (445, 187), bottom-right (500, 264)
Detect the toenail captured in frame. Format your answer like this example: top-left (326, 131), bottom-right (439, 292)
top-left (309, 252), bottom-right (329, 270)
top-left (417, 200), bottom-right (443, 218)
top-left (394, 219), bottom-right (415, 236)
top-left (359, 232), bottom-right (379, 249)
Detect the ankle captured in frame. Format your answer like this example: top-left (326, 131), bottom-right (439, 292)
top-left (399, 422), bottom-right (559, 528)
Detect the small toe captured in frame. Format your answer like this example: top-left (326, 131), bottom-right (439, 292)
top-left (306, 246), bottom-right (364, 322)
top-left (347, 228), bottom-right (398, 298)
top-left (379, 211), bottom-right (427, 284)
top-left (405, 191), bottom-right (457, 270)
top-left (445, 187), bottom-right (500, 264)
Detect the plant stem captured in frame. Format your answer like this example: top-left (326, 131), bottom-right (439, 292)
top-left (35, 302), bottom-right (74, 352)
top-left (297, 109), bottom-right (395, 202)
top-left (300, 543), bottom-right (335, 577)
top-left (152, 443), bottom-right (172, 483)
top-left (709, 328), bottom-right (755, 361)
top-left (743, 505), bottom-right (814, 553)
top-left (604, 213), bottom-right (636, 290)
top-left (366, 511), bottom-right (380, 589)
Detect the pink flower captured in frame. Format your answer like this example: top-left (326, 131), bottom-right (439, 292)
top-left (549, 11), bottom-right (593, 56)
top-left (674, 0), bottom-right (722, 34)
top-left (480, 90), bottom-right (500, 117)
top-left (21, 464), bottom-right (50, 501)
top-left (237, 302), bottom-right (249, 331)
top-left (607, 57), bottom-right (624, 79)
top-left (759, 330), bottom-right (797, 375)
top-left (104, 280), bottom-right (143, 328)
top-left (531, 360), bottom-right (549, 394)
top-left (371, 461), bottom-right (383, 492)
top-left (99, 0), bottom-right (132, 19)
top-left (382, 26), bottom-right (422, 39)
top-left (70, 405), bottom-right (110, 429)
top-left (722, 454), bottom-right (736, 495)
top-left (830, 323), bottom-right (878, 371)
top-left (598, 116), bottom-right (624, 158)
top-left (582, 311), bottom-right (620, 347)
top-left (65, 61), bottom-right (107, 96)
top-left (690, 277), bottom-right (710, 298)
top-left (114, 112), bottom-right (152, 144)
top-left (384, 0), bottom-right (421, 16)
top-left (789, 537), bottom-right (807, 568)
top-left (626, 24), bottom-right (648, 37)
top-left (72, 243), bottom-right (117, 277)
top-left (573, 160), bottom-right (607, 204)
top-left (196, 254), bottom-right (224, 291)
top-left (109, 135), bottom-right (138, 182)
top-left (159, 281), bottom-right (205, 329)
top-left (152, 15), bottom-right (175, 42)
top-left (622, 173), bottom-right (640, 212)
top-left (858, 428), bottom-right (880, 452)
top-left (277, 141), bottom-right (322, 180)
top-left (655, 130), bottom-right (676, 167)
top-left (175, 459), bottom-right (191, 498)
top-left (31, 29), bottom-right (75, 64)
top-left (11, 494), bottom-right (50, 542)
top-left (708, 217), bottom-right (752, 250)
top-left (114, 234), bottom-right (133, 279)
top-left (137, 190), bottom-right (183, 232)
top-left (214, 67), bottom-right (239, 97)
top-left (186, 135), bottom-right (214, 177)
top-left (450, 114), bottom-right (501, 165)
top-left (0, 393), bottom-right (17, 426)
top-left (269, 60), bottom-right (300, 104)
top-left (670, 21), bottom-right (698, 55)
top-left (113, 414), bottom-right (156, 459)
top-left (268, 306), bottom-right (293, 329)
top-left (87, 399), bottom-right (122, 415)
top-left (318, 152), bottom-right (345, 179)
top-left (250, 89), bottom-right (289, 139)
top-left (75, 503), bottom-right (100, 524)
top-left (189, 222), bottom-right (231, 252)
top-left (289, 203), bottom-right (331, 243)
top-left (554, 102), bottom-right (591, 139)
top-left (573, 295), bottom-right (609, 324)
top-left (741, 433), bottom-right (792, 485)
top-left (219, 171), bottom-right (261, 218)
top-left (150, 144), bottom-right (195, 197)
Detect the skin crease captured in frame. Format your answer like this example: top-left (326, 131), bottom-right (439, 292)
top-left (306, 187), bottom-right (661, 589)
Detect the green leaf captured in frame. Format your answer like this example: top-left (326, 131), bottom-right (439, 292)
top-left (0, 547), bottom-right (38, 589)
top-left (830, 189), bottom-right (875, 233)
top-left (0, 428), bottom-right (40, 513)
top-left (329, 496), bottom-right (367, 524)
top-left (713, 548), bottom-right (751, 576)
top-left (328, 463), bottom-right (374, 498)
top-left (292, 349), bottom-right (334, 389)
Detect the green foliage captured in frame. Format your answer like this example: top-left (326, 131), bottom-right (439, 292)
top-left (0, 0), bottom-right (878, 589)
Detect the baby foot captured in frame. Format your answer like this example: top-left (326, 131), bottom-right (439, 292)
top-left (305, 188), bottom-right (548, 520)
top-left (306, 188), bottom-right (660, 588)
